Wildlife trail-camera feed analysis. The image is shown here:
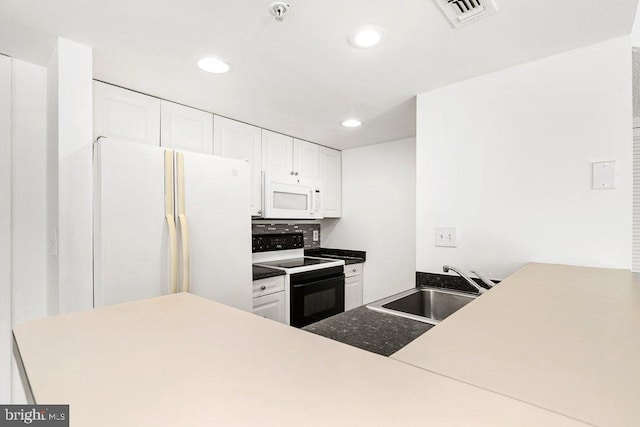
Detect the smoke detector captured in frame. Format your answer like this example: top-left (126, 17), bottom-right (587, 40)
top-left (434, 0), bottom-right (498, 28)
top-left (269, 2), bottom-right (290, 22)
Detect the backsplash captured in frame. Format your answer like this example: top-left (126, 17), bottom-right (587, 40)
top-left (252, 223), bottom-right (321, 249)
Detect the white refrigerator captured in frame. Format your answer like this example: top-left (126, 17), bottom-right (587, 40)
top-left (93, 138), bottom-right (252, 311)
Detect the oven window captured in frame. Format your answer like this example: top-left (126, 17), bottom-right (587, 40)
top-left (273, 191), bottom-right (308, 210)
top-left (304, 288), bottom-right (336, 317)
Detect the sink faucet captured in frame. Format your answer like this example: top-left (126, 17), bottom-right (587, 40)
top-left (443, 265), bottom-right (486, 294)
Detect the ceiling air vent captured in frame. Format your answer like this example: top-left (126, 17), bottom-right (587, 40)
top-left (435, 0), bottom-right (498, 28)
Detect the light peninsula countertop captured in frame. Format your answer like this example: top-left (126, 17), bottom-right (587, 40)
top-left (393, 263), bottom-right (640, 427)
top-left (13, 290), bottom-right (588, 426)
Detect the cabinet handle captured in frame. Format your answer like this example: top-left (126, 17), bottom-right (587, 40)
top-left (290, 171), bottom-right (295, 175)
top-left (295, 172), bottom-right (299, 176)
top-left (352, 268), bottom-right (357, 273)
top-left (257, 210), bottom-right (262, 214)
top-left (260, 285), bottom-right (266, 291)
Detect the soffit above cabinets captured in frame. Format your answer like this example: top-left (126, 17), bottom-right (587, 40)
top-left (0, 0), bottom-right (636, 149)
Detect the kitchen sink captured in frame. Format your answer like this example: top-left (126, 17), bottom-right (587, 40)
top-left (366, 287), bottom-right (478, 325)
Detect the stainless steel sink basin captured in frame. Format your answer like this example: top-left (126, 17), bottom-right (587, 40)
top-left (366, 287), bottom-right (478, 325)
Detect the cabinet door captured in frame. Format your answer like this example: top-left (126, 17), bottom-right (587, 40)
top-left (293, 139), bottom-right (322, 180)
top-left (213, 116), bottom-right (262, 216)
top-left (93, 81), bottom-right (160, 145)
top-left (160, 101), bottom-right (213, 154)
top-left (262, 129), bottom-right (293, 175)
top-left (252, 292), bottom-right (285, 323)
top-left (321, 147), bottom-right (342, 218)
top-left (345, 273), bottom-right (363, 311)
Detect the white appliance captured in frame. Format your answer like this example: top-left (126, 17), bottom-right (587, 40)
top-left (263, 172), bottom-right (323, 219)
top-left (93, 138), bottom-right (252, 310)
top-left (252, 233), bottom-right (345, 327)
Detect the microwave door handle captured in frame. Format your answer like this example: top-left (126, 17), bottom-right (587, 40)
top-left (310, 189), bottom-right (316, 214)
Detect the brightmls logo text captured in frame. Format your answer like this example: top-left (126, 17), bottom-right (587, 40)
top-left (0, 406), bottom-right (68, 426)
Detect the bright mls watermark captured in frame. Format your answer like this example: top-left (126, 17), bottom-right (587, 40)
top-left (0, 405), bottom-right (68, 426)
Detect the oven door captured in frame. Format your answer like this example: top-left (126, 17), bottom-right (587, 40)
top-left (290, 267), bottom-right (345, 328)
top-left (263, 172), bottom-right (323, 219)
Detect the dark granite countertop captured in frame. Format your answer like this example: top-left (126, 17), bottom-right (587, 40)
top-left (252, 265), bottom-right (286, 281)
top-left (305, 248), bottom-right (366, 265)
top-left (303, 306), bottom-right (433, 356)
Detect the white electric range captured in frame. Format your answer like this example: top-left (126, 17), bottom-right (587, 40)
top-left (252, 233), bottom-right (345, 327)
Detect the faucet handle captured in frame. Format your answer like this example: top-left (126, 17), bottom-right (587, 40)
top-left (470, 270), bottom-right (495, 289)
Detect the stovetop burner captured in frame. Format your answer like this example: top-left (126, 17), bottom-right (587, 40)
top-left (259, 257), bottom-right (335, 269)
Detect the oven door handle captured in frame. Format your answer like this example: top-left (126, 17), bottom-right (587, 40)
top-left (291, 274), bottom-right (345, 289)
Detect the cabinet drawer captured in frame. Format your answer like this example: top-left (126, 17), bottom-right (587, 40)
top-left (345, 263), bottom-right (363, 278)
top-left (252, 276), bottom-right (285, 298)
top-left (252, 291), bottom-right (285, 324)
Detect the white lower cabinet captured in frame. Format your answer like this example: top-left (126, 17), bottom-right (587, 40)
top-left (344, 263), bottom-right (364, 311)
top-left (252, 292), bottom-right (285, 323)
top-left (252, 276), bottom-right (285, 323)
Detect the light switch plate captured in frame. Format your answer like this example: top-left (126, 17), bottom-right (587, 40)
top-left (592, 161), bottom-right (615, 190)
top-left (435, 227), bottom-right (457, 247)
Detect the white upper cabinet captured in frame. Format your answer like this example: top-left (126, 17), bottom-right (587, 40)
top-left (320, 147), bottom-right (342, 218)
top-left (160, 101), bottom-right (213, 154)
top-left (262, 130), bottom-right (293, 175)
top-left (262, 133), bottom-right (325, 180)
top-left (213, 115), bottom-right (262, 216)
top-left (293, 139), bottom-right (322, 180)
top-left (93, 81), bottom-right (160, 145)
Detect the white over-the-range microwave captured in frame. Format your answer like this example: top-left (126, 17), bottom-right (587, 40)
top-left (260, 172), bottom-right (323, 219)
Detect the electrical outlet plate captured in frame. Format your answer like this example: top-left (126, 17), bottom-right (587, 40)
top-left (592, 161), bottom-right (615, 190)
top-left (435, 227), bottom-right (457, 247)
top-left (312, 230), bottom-right (319, 242)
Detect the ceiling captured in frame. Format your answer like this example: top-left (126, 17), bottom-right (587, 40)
top-left (0, 0), bottom-right (637, 150)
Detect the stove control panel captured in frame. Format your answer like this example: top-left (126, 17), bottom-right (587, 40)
top-left (252, 233), bottom-right (305, 253)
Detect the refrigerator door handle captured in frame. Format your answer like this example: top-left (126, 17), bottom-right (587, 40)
top-left (164, 150), bottom-right (178, 293)
top-left (166, 214), bottom-right (178, 293)
top-left (176, 152), bottom-right (190, 293)
top-left (178, 213), bottom-right (190, 292)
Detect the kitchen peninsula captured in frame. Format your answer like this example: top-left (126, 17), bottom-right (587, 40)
top-left (13, 263), bottom-right (640, 426)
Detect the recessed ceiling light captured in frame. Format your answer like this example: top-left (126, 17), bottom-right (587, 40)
top-left (197, 57), bottom-right (230, 74)
top-left (342, 119), bottom-right (362, 128)
top-left (348, 25), bottom-right (388, 49)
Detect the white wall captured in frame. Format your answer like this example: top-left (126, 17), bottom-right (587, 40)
top-left (48, 38), bottom-right (94, 314)
top-left (322, 138), bottom-right (416, 303)
top-left (0, 54), bottom-right (12, 403)
top-left (632, 2), bottom-right (640, 47)
top-left (46, 44), bottom-right (59, 316)
top-left (416, 36), bottom-right (633, 280)
top-left (10, 59), bottom-right (48, 403)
